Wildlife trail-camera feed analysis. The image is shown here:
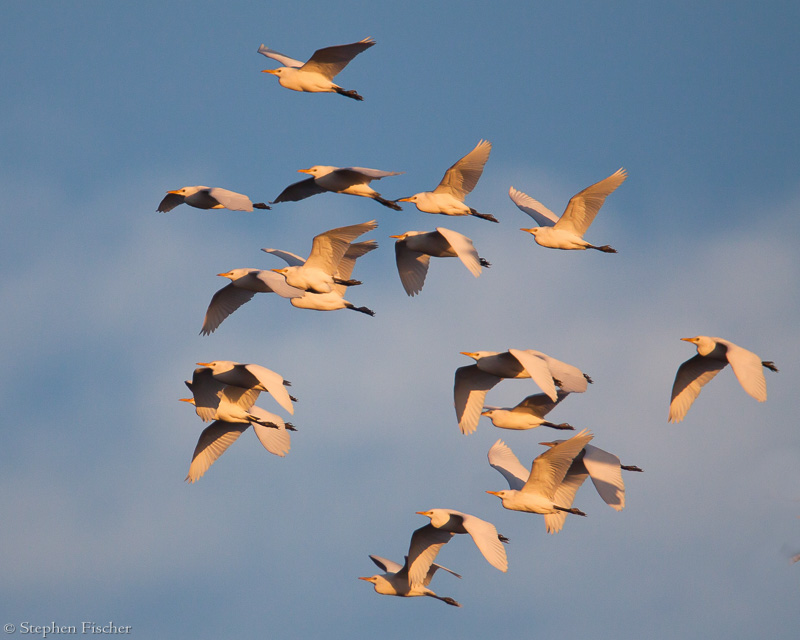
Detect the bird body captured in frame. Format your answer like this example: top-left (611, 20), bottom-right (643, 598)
top-left (194, 361), bottom-right (295, 414)
top-left (481, 391), bottom-right (574, 431)
top-left (259, 37), bottom-right (375, 100)
top-left (200, 269), bottom-right (305, 335)
top-left (157, 186), bottom-right (269, 212)
top-left (398, 140), bottom-right (497, 222)
top-left (514, 168), bottom-right (626, 252)
top-left (390, 227), bottom-right (489, 296)
top-left (487, 430), bottom-right (594, 533)
top-left (669, 336), bottom-right (777, 422)
top-left (273, 166), bottom-right (402, 210)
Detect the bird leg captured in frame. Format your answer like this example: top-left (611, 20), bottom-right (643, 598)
top-left (479, 257), bottom-right (491, 268)
top-left (498, 533), bottom-right (510, 544)
top-left (333, 277), bottom-right (362, 287)
top-left (468, 208), bottom-right (499, 223)
top-left (289, 394), bottom-right (299, 402)
top-left (428, 595), bottom-right (461, 607)
top-left (333, 87), bottom-right (364, 101)
top-left (345, 303), bottom-right (375, 316)
top-left (543, 421), bottom-right (575, 430)
top-left (253, 202), bottom-right (272, 210)
top-left (284, 422), bottom-right (297, 432)
top-left (590, 244), bottom-right (617, 253)
top-left (621, 464), bottom-right (643, 472)
top-left (373, 195), bottom-right (403, 210)
top-left (762, 361), bottom-right (779, 372)
top-left (583, 373), bottom-right (594, 384)
top-left (554, 505), bottom-right (587, 517)
top-left (282, 379), bottom-right (292, 387)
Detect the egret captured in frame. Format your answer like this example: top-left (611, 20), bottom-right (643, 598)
top-left (514, 168), bottom-right (626, 252)
top-left (669, 336), bottom-right (778, 423)
top-left (390, 227), bottom-right (490, 296)
top-left (272, 166), bottom-right (402, 210)
top-left (195, 361), bottom-right (295, 414)
top-left (479, 391), bottom-right (575, 434)
top-left (397, 140), bottom-right (497, 222)
top-left (157, 186), bottom-right (270, 212)
top-left (414, 509), bottom-right (508, 574)
top-left (454, 349), bottom-right (591, 434)
top-left (486, 430), bottom-right (594, 534)
top-left (258, 37), bottom-right (375, 100)
top-left (265, 220), bottom-right (377, 293)
top-left (200, 269), bottom-right (305, 336)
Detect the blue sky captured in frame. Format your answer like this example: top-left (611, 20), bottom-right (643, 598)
top-left (2, 1), bottom-right (799, 638)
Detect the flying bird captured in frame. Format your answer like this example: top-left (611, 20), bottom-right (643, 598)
top-left (272, 166), bottom-right (403, 210)
top-left (479, 391), bottom-right (575, 433)
top-left (265, 220), bottom-right (377, 294)
top-left (269, 241), bottom-right (378, 315)
top-left (538, 439), bottom-right (643, 511)
top-left (486, 430), bottom-right (594, 534)
top-left (258, 37), bottom-right (375, 100)
top-left (390, 227), bottom-right (490, 296)
top-left (200, 269), bottom-right (305, 336)
top-left (414, 509), bottom-right (508, 575)
top-left (194, 361), bottom-right (296, 415)
top-left (668, 336), bottom-right (778, 423)
top-left (397, 140), bottom-right (497, 222)
top-left (157, 186), bottom-right (270, 212)
top-left (513, 167), bottom-right (626, 252)
top-left (454, 349), bottom-right (591, 434)
top-left (359, 526), bottom-right (462, 607)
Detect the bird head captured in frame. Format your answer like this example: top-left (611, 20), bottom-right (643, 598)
top-left (167, 186), bottom-right (203, 197)
top-left (486, 490), bottom-right (508, 500)
top-left (261, 68), bottom-right (284, 77)
top-left (396, 195), bottom-right (418, 203)
top-left (681, 336), bottom-right (716, 355)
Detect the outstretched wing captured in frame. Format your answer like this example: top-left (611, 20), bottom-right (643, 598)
top-left (555, 168), bottom-right (627, 236)
top-left (186, 421), bottom-right (248, 483)
top-left (487, 439), bottom-right (529, 491)
top-left (301, 37), bottom-right (376, 79)
top-left (434, 139), bottom-right (491, 199)
top-left (508, 186), bottom-right (559, 227)
top-left (271, 177), bottom-right (327, 204)
top-left (201, 283), bottom-right (257, 336)
top-left (257, 44), bottom-right (304, 68)
top-left (407, 524), bottom-right (454, 587)
top-left (581, 445), bottom-right (626, 511)
top-left (454, 365), bottom-right (501, 434)
top-left (720, 338), bottom-right (769, 402)
top-left (206, 187), bottom-right (255, 211)
top-left (435, 227), bottom-right (482, 277)
top-left (668, 355), bottom-right (726, 423)
top-left (157, 192), bottom-right (184, 212)
top-left (394, 241), bottom-right (431, 296)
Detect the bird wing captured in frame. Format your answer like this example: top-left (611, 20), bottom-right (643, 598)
top-left (581, 444), bottom-right (625, 511)
top-left (514, 391), bottom-right (569, 418)
top-left (433, 139), bottom-right (492, 199)
top-left (332, 240), bottom-right (377, 296)
top-left (185, 421), bottom-right (248, 483)
top-left (261, 248), bottom-right (306, 267)
top-left (300, 37), bottom-right (376, 79)
top-left (507, 349), bottom-right (558, 400)
top-left (249, 407), bottom-right (291, 457)
top-left (206, 188), bottom-right (255, 211)
top-left (487, 439), bottom-right (528, 490)
top-left (305, 220), bottom-right (378, 273)
top-left (544, 457), bottom-right (590, 533)
top-left (369, 555), bottom-right (403, 574)
top-left (454, 365), bottom-right (501, 434)
top-left (251, 270), bottom-right (306, 298)
top-left (271, 177), bottom-right (327, 203)
top-left (256, 44), bottom-right (303, 68)
top-left (201, 283), bottom-right (257, 336)
top-left (394, 240), bottom-right (431, 296)
top-left (525, 350), bottom-right (589, 393)
top-left (456, 512), bottom-right (508, 572)
top-left (718, 338), bottom-right (768, 402)
top-left (186, 367), bottom-right (225, 421)
top-left (218, 385), bottom-right (261, 412)
top-left (524, 429), bottom-right (593, 497)
top-left (554, 168), bottom-right (627, 236)
top-left (337, 167), bottom-right (402, 181)
top-left (435, 227), bottom-right (482, 277)
top-left (213, 364), bottom-right (294, 415)
top-left (407, 524), bottom-right (454, 587)
top-left (425, 563), bottom-right (462, 584)
top-left (508, 186), bottom-right (559, 226)
top-left (157, 192), bottom-right (185, 212)
top-left (668, 354), bottom-right (727, 422)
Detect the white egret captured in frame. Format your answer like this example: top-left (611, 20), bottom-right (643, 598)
top-left (157, 186), bottom-right (270, 212)
top-left (200, 269), bottom-right (305, 336)
top-left (669, 336), bottom-right (778, 423)
top-left (414, 509), bottom-right (508, 575)
top-left (390, 227), bottom-right (490, 296)
top-left (258, 37), bottom-right (375, 100)
top-left (479, 391), bottom-right (575, 434)
top-left (454, 349), bottom-right (591, 434)
top-left (264, 220), bottom-right (377, 293)
top-left (397, 140), bottom-right (497, 222)
top-left (270, 241), bottom-right (377, 315)
top-left (272, 166), bottom-right (402, 210)
top-left (486, 430), bottom-right (594, 534)
top-left (195, 361), bottom-right (295, 415)
top-left (539, 439), bottom-right (643, 511)
top-left (359, 526), bottom-right (462, 607)
top-left (514, 168), bottom-right (626, 252)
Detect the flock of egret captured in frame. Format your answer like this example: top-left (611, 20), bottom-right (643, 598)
top-left (161, 37), bottom-right (778, 607)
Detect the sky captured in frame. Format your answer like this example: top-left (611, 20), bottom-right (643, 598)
top-left (2, 1), bottom-right (799, 638)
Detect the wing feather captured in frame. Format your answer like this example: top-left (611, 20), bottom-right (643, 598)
top-left (487, 439), bottom-right (529, 490)
top-left (435, 227), bottom-right (482, 277)
top-left (433, 140), bottom-right (491, 199)
top-left (301, 37), bottom-right (376, 79)
top-left (454, 365), bottom-right (501, 434)
top-left (508, 186), bottom-right (559, 226)
top-left (668, 354), bottom-right (727, 422)
top-left (185, 422), bottom-right (247, 483)
top-left (555, 168), bottom-right (627, 236)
